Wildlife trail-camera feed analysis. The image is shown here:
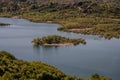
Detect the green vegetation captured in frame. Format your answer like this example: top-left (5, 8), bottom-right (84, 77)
top-left (0, 1), bottom-right (118, 79)
top-left (90, 73), bottom-right (112, 80)
top-left (32, 35), bottom-right (86, 46)
top-left (0, 51), bottom-right (111, 80)
top-left (0, 51), bottom-right (72, 80)
top-left (0, 0), bottom-right (120, 18)
top-left (58, 18), bottom-right (120, 39)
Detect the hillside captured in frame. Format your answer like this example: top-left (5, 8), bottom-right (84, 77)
top-left (0, 51), bottom-right (111, 80)
top-left (0, 0), bottom-right (120, 16)
top-left (0, 0), bottom-right (119, 3)
top-left (0, 0), bottom-right (120, 17)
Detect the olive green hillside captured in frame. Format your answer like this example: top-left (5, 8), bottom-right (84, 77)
top-left (0, 51), bottom-right (111, 80)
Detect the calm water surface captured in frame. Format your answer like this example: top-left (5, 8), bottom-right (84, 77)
top-left (0, 17), bottom-right (120, 80)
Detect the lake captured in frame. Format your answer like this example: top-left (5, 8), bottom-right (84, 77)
top-left (0, 17), bottom-right (120, 80)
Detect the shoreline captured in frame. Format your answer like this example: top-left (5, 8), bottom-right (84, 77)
top-left (0, 15), bottom-right (120, 39)
top-left (43, 43), bottom-right (73, 46)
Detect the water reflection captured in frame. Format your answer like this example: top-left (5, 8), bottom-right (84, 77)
top-left (33, 46), bottom-right (40, 55)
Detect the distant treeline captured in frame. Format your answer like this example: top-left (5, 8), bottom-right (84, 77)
top-left (0, 0), bottom-right (120, 17)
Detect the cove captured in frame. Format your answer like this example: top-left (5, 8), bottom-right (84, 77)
top-left (0, 17), bottom-right (120, 80)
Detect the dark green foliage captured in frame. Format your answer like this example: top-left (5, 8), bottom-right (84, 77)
top-left (0, 51), bottom-right (67, 80)
top-left (90, 73), bottom-right (112, 80)
top-left (32, 35), bottom-right (86, 46)
top-left (0, 51), bottom-right (16, 60)
top-left (91, 73), bottom-right (100, 80)
top-left (0, 0), bottom-right (120, 18)
top-left (0, 51), bottom-right (112, 80)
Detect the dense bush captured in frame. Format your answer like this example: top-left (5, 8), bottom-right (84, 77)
top-left (0, 51), bottom-right (112, 80)
top-left (0, 51), bottom-right (68, 80)
top-left (32, 35), bottom-right (86, 46)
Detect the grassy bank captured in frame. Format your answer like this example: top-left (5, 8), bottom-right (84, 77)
top-left (58, 17), bottom-right (120, 39)
top-left (0, 51), bottom-right (111, 80)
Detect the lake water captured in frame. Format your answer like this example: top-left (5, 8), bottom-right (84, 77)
top-left (0, 17), bottom-right (120, 80)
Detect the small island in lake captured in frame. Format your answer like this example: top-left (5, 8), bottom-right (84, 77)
top-left (32, 35), bottom-right (86, 46)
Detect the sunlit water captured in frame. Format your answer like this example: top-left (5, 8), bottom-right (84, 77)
top-left (0, 17), bottom-right (120, 80)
